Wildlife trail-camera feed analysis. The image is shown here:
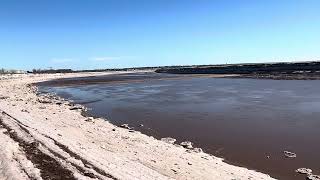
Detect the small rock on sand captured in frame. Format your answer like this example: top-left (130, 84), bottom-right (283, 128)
top-left (21, 109), bottom-right (29, 113)
top-left (180, 141), bottom-right (193, 149)
top-left (307, 174), bottom-right (320, 180)
top-left (171, 169), bottom-right (178, 174)
top-left (0, 96), bottom-right (9, 99)
top-left (295, 168), bottom-right (312, 175)
top-left (283, 151), bottom-right (296, 158)
top-left (85, 117), bottom-right (94, 122)
top-left (69, 105), bottom-right (83, 110)
top-left (201, 156), bottom-right (210, 160)
top-left (37, 99), bottom-right (52, 104)
top-left (161, 137), bottom-right (176, 144)
top-left (193, 148), bottom-right (203, 153)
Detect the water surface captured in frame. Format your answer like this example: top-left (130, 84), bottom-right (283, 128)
top-left (39, 73), bottom-right (320, 180)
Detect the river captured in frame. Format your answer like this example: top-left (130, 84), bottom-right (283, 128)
top-left (39, 72), bottom-right (320, 180)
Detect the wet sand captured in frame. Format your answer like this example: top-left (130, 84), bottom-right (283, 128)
top-left (39, 72), bottom-right (320, 180)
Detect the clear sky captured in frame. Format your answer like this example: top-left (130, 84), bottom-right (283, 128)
top-left (1, 0), bottom-right (320, 70)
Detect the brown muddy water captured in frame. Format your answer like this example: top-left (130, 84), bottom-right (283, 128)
top-left (39, 72), bottom-right (320, 180)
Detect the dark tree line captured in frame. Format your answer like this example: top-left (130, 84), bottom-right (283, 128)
top-left (29, 69), bottom-right (74, 74)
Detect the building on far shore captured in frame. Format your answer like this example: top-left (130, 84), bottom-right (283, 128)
top-left (0, 68), bottom-right (26, 74)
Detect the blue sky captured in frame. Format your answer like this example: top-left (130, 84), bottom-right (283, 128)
top-left (1, 0), bottom-right (320, 70)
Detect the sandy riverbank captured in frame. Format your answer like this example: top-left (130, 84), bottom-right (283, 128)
top-left (0, 72), bottom-right (276, 180)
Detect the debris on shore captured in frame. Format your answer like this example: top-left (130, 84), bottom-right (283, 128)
top-left (192, 148), bottom-right (203, 153)
top-left (85, 117), bottom-right (95, 122)
top-left (69, 105), bottom-right (85, 111)
top-left (180, 141), bottom-right (193, 149)
top-left (161, 137), bottom-right (176, 144)
top-left (120, 123), bottom-right (130, 129)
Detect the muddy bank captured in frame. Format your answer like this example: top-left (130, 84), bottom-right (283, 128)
top-left (36, 72), bottom-right (180, 87)
top-left (36, 72), bottom-right (239, 87)
top-left (155, 61), bottom-right (320, 80)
